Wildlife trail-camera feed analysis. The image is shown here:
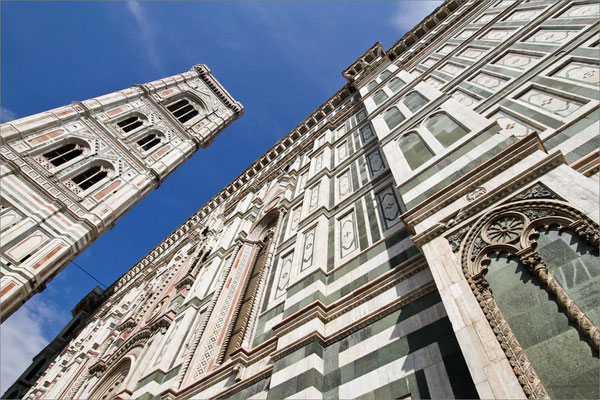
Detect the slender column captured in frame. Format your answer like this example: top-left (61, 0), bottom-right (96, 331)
top-left (519, 250), bottom-right (600, 352)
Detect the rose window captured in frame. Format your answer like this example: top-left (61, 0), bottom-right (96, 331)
top-left (486, 215), bottom-right (524, 243)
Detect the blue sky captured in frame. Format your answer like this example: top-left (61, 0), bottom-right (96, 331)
top-left (0, 0), bottom-right (442, 392)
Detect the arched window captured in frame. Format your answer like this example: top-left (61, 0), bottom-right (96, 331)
top-left (89, 358), bottom-right (131, 400)
top-left (167, 99), bottom-right (199, 124)
top-left (399, 132), bottom-right (434, 170)
top-left (43, 143), bottom-right (84, 167)
top-left (367, 80), bottom-right (378, 91)
top-left (136, 133), bottom-right (161, 151)
top-left (117, 115), bottom-right (143, 133)
top-left (425, 113), bottom-right (469, 148)
top-left (383, 107), bottom-right (405, 130)
top-left (373, 90), bottom-right (389, 106)
top-left (388, 77), bottom-right (406, 93)
top-left (403, 92), bottom-right (429, 113)
top-left (223, 224), bottom-right (275, 361)
top-left (379, 70), bottom-right (392, 80)
top-left (71, 165), bottom-right (109, 191)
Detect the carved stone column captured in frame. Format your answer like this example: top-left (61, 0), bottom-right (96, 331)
top-left (519, 249), bottom-right (600, 352)
top-left (469, 272), bottom-right (549, 399)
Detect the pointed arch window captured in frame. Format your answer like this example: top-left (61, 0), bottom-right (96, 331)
top-left (43, 143), bottom-right (84, 167)
top-left (167, 99), bottom-right (199, 124)
top-left (367, 80), bottom-right (378, 91)
top-left (117, 116), bottom-right (144, 133)
top-left (373, 90), bottom-right (389, 106)
top-left (89, 358), bottom-right (131, 400)
top-left (223, 226), bottom-right (275, 361)
top-left (388, 77), bottom-right (406, 92)
top-left (136, 133), bottom-right (161, 151)
top-left (425, 113), bottom-right (469, 148)
top-left (71, 165), bottom-right (109, 191)
top-left (383, 106), bottom-right (405, 130)
top-left (399, 132), bottom-right (434, 170)
top-left (403, 91), bottom-right (429, 113)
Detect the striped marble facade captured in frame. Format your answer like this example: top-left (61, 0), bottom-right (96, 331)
top-left (8, 1), bottom-right (599, 399)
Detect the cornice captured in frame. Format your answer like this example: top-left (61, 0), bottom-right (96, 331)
top-left (410, 147), bottom-right (568, 248)
top-left (402, 132), bottom-right (549, 231)
top-left (190, 64), bottom-right (244, 118)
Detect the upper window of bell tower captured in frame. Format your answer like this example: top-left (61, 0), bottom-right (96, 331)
top-left (166, 97), bottom-right (204, 126)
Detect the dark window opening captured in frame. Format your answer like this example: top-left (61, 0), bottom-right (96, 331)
top-left (167, 99), bottom-right (199, 124)
top-left (72, 166), bottom-right (108, 190)
top-left (117, 116), bottom-right (143, 133)
top-left (43, 143), bottom-right (84, 167)
top-left (20, 254), bottom-right (31, 263)
top-left (137, 134), bottom-right (161, 151)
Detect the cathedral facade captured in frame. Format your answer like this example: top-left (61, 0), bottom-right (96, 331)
top-left (5, 0), bottom-right (600, 399)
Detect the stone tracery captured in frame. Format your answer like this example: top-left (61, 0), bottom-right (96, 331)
top-left (451, 195), bottom-right (600, 398)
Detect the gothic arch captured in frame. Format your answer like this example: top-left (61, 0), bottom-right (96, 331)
top-left (453, 196), bottom-right (599, 398)
top-left (88, 357), bottom-right (132, 400)
top-left (219, 208), bottom-right (282, 363)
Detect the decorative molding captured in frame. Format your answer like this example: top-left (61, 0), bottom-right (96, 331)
top-left (455, 198), bottom-right (600, 397)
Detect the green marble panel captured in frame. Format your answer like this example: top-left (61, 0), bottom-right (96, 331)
top-left (536, 228), bottom-right (600, 328)
top-left (486, 256), bottom-right (599, 399)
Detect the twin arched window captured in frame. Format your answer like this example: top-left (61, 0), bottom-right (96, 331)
top-left (136, 133), bottom-right (161, 152)
top-left (117, 115), bottom-right (144, 133)
top-left (398, 113), bottom-right (469, 171)
top-left (379, 70), bottom-right (392, 80)
top-left (366, 70), bottom-right (393, 92)
top-left (167, 98), bottom-right (200, 125)
top-left (43, 143), bottom-right (84, 167)
top-left (382, 91), bottom-right (428, 131)
top-left (71, 165), bottom-right (109, 191)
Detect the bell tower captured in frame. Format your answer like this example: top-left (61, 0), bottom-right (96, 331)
top-left (0, 65), bottom-right (243, 322)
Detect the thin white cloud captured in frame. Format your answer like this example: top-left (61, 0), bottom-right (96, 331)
top-left (0, 297), bottom-right (67, 395)
top-left (1, 107), bottom-right (17, 123)
top-left (391, 1), bottom-right (444, 32)
top-left (126, 1), bottom-right (163, 73)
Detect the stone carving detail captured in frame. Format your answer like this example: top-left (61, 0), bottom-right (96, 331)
top-left (560, 4), bottom-right (600, 18)
top-left (454, 198), bottom-right (600, 397)
top-left (470, 73), bottom-right (505, 89)
top-left (519, 249), bottom-right (600, 351)
top-left (526, 30), bottom-right (579, 45)
top-left (511, 183), bottom-right (555, 201)
top-left (485, 215), bottom-right (524, 243)
top-left (452, 90), bottom-right (478, 108)
top-left (466, 186), bottom-right (486, 201)
top-left (448, 226), bottom-right (469, 253)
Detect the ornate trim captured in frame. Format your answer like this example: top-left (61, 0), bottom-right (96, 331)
top-left (455, 198), bottom-right (599, 397)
